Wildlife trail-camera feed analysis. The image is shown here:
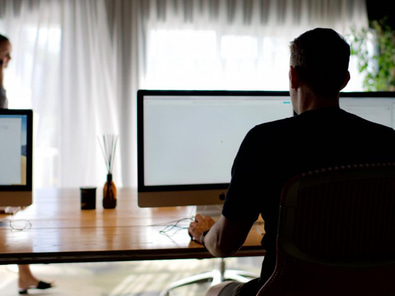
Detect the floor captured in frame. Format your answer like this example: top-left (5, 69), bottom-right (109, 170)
top-left (0, 257), bottom-right (263, 296)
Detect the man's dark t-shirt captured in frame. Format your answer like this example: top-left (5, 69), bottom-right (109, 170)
top-left (222, 107), bottom-right (395, 294)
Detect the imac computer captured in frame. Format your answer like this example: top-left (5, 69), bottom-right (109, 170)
top-left (0, 109), bottom-right (33, 208)
top-left (137, 90), bottom-right (395, 209)
top-left (137, 90), bottom-right (293, 208)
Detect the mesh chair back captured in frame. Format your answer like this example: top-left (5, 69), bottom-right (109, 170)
top-left (257, 163), bottom-right (395, 296)
top-left (281, 163), bottom-right (395, 265)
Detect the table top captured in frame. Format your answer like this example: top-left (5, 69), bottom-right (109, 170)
top-left (0, 188), bottom-right (265, 264)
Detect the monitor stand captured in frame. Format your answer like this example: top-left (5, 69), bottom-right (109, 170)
top-left (195, 204), bottom-right (223, 220)
top-left (0, 206), bottom-right (21, 215)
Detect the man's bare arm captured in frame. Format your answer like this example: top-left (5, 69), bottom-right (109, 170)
top-left (189, 214), bottom-right (253, 257)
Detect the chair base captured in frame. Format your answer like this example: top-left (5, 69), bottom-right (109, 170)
top-left (160, 258), bottom-right (258, 296)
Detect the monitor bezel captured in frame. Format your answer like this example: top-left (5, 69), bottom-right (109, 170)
top-left (0, 109), bottom-right (33, 207)
top-left (340, 91), bottom-right (395, 98)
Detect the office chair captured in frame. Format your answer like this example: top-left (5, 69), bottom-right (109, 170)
top-left (257, 162), bottom-right (395, 296)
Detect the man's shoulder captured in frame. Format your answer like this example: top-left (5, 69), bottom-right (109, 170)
top-left (252, 116), bottom-right (296, 131)
top-left (342, 109), bottom-right (395, 135)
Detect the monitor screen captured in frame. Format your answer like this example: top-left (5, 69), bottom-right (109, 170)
top-left (138, 90), bottom-right (395, 208)
top-left (0, 109), bottom-right (33, 207)
top-left (137, 90), bottom-right (293, 207)
top-left (340, 92), bottom-right (395, 129)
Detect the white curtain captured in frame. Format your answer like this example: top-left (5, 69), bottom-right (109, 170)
top-left (0, 0), bottom-right (368, 189)
top-left (0, 0), bottom-right (129, 189)
top-left (141, 0), bottom-right (368, 91)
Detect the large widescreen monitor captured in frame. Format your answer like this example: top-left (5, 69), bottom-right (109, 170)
top-left (0, 109), bottom-right (33, 207)
top-left (137, 90), bottom-right (395, 209)
top-left (137, 90), bottom-right (293, 207)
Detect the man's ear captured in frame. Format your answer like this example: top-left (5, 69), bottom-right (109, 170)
top-left (289, 66), bottom-right (300, 89)
top-left (339, 71), bottom-right (350, 91)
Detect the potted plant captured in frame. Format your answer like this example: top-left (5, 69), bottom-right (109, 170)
top-left (349, 17), bottom-right (395, 91)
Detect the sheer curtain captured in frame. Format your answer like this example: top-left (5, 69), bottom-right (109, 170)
top-left (141, 0), bottom-right (368, 91)
top-left (0, 0), bottom-right (123, 188)
top-left (0, 0), bottom-right (368, 189)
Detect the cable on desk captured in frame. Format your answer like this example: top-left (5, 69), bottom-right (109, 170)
top-left (158, 217), bottom-right (194, 238)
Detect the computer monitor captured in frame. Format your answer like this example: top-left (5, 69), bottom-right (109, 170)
top-left (137, 90), bottom-right (293, 208)
top-left (138, 90), bottom-right (395, 209)
top-left (0, 109), bottom-right (33, 207)
top-left (339, 91), bottom-right (395, 129)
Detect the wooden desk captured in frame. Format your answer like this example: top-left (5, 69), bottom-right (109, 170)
top-left (0, 188), bottom-right (265, 265)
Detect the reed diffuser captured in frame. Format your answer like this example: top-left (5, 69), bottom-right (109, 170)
top-left (98, 134), bottom-right (118, 209)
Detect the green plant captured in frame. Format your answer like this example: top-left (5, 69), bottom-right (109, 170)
top-left (349, 18), bottom-right (395, 91)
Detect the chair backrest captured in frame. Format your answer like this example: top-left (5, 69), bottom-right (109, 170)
top-left (257, 163), bottom-right (395, 296)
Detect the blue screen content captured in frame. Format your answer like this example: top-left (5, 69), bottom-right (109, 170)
top-left (0, 114), bottom-right (28, 186)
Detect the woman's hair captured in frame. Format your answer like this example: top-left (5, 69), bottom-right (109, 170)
top-left (0, 34), bottom-right (9, 44)
top-left (290, 28), bottom-right (350, 98)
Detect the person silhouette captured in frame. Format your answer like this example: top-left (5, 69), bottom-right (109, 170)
top-left (189, 28), bottom-right (395, 296)
top-left (1, 33), bottom-right (54, 295)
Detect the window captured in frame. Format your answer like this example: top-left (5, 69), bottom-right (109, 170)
top-left (144, 29), bottom-right (364, 91)
top-left (6, 26), bottom-right (62, 187)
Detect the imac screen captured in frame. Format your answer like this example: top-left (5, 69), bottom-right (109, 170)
top-left (0, 109), bottom-right (33, 207)
top-left (340, 92), bottom-right (395, 129)
top-left (137, 91), bottom-right (395, 208)
top-left (137, 90), bottom-right (293, 207)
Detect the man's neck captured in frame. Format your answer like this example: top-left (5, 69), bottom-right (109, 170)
top-left (294, 87), bottom-right (339, 114)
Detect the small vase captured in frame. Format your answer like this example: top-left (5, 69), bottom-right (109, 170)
top-left (103, 173), bottom-right (117, 209)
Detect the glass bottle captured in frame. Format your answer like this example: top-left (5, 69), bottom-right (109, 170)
top-left (103, 173), bottom-right (117, 209)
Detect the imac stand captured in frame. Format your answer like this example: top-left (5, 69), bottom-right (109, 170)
top-left (195, 204), bottom-right (223, 219)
